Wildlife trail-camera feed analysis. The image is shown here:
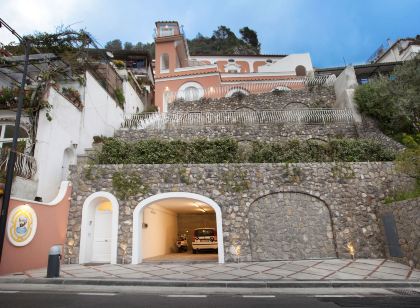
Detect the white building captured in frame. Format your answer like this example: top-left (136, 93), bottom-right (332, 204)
top-left (0, 52), bottom-right (153, 202)
top-left (368, 36), bottom-right (420, 64)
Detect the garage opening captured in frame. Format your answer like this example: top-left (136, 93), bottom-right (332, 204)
top-left (132, 192), bottom-right (224, 264)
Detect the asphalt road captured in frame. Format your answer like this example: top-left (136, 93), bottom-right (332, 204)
top-left (0, 291), bottom-right (420, 308)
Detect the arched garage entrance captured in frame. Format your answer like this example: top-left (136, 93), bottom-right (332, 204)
top-left (248, 192), bottom-right (337, 261)
top-left (132, 192), bottom-right (224, 264)
top-left (79, 192), bottom-right (119, 264)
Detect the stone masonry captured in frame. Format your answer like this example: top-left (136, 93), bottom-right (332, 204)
top-left (249, 192), bottom-right (336, 260)
top-left (116, 123), bottom-right (357, 143)
top-left (65, 162), bottom-right (415, 264)
top-left (379, 197), bottom-right (420, 269)
top-left (169, 88), bottom-right (336, 112)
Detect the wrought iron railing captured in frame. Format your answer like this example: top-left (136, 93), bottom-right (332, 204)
top-left (122, 109), bottom-right (354, 130)
top-left (0, 149), bottom-right (37, 180)
top-left (165, 74), bottom-right (337, 104)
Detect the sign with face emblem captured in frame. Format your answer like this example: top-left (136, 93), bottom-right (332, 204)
top-left (7, 205), bottom-right (37, 247)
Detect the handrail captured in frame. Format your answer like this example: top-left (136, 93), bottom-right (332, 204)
top-left (0, 148), bottom-right (37, 180)
top-left (122, 109), bottom-right (354, 130)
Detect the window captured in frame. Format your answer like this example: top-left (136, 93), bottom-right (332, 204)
top-left (0, 123), bottom-right (29, 151)
top-left (228, 59), bottom-right (235, 63)
top-left (224, 62), bottom-right (241, 73)
top-left (160, 53), bottom-right (169, 71)
top-left (184, 86), bottom-right (199, 101)
top-left (266, 59), bottom-right (273, 63)
top-left (159, 26), bottom-right (175, 37)
top-left (295, 65), bottom-right (307, 76)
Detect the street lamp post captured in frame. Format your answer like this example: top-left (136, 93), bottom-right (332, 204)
top-left (0, 18), bottom-right (31, 262)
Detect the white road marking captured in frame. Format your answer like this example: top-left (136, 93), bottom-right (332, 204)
top-left (314, 295), bottom-right (364, 298)
top-left (166, 295), bottom-right (208, 298)
top-left (0, 291), bottom-right (19, 294)
top-left (78, 292), bottom-right (117, 296)
top-left (242, 295), bottom-right (276, 298)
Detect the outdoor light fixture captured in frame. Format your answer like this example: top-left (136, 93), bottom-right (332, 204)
top-left (346, 242), bottom-right (356, 260)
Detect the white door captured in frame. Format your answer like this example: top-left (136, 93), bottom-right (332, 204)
top-left (92, 209), bottom-right (112, 262)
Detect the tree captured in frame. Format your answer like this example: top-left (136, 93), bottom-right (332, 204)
top-left (240, 27), bottom-right (260, 52)
top-left (354, 55), bottom-right (420, 138)
top-left (105, 39), bottom-right (122, 51)
top-left (188, 25), bottom-right (261, 56)
top-left (212, 26), bottom-right (236, 41)
top-left (124, 42), bottom-right (133, 50)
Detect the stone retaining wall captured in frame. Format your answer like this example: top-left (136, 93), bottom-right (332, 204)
top-left (65, 162), bottom-right (414, 264)
top-left (169, 88), bottom-right (336, 112)
top-left (116, 123), bottom-right (357, 142)
top-left (379, 198), bottom-right (420, 269)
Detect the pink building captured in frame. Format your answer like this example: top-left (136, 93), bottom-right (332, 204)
top-left (154, 21), bottom-right (316, 111)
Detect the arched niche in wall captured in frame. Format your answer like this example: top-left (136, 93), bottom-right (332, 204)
top-left (248, 191), bottom-right (337, 261)
top-left (61, 147), bottom-right (76, 181)
top-left (295, 65), bottom-right (307, 76)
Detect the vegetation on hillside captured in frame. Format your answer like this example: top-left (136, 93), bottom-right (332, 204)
top-left (188, 26), bottom-right (260, 55)
top-left (355, 56), bottom-right (420, 202)
top-left (95, 138), bottom-right (395, 165)
top-left (354, 55), bottom-right (420, 143)
top-left (104, 24), bottom-right (261, 58)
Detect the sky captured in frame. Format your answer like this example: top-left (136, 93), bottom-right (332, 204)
top-left (1, 0), bottom-right (419, 67)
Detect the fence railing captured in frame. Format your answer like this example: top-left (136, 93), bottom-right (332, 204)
top-left (0, 148), bottom-right (37, 180)
top-left (123, 109), bottom-right (354, 130)
top-left (165, 74), bottom-right (337, 104)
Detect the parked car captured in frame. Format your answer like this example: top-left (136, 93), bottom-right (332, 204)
top-left (192, 228), bottom-right (217, 254)
top-left (176, 234), bottom-right (188, 252)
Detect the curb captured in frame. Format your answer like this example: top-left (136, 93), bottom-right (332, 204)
top-left (0, 278), bottom-right (419, 288)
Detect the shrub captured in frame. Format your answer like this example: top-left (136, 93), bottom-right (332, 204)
top-left (114, 88), bottom-right (125, 108)
top-left (96, 138), bottom-right (395, 164)
top-left (112, 60), bottom-right (125, 69)
top-left (354, 55), bottom-right (420, 137)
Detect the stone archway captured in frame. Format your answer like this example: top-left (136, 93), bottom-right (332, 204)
top-left (248, 192), bottom-right (336, 261)
top-left (132, 192), bottom-right (225, 264)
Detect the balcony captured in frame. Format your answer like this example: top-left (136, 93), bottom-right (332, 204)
top-left (0, 148), bottom-right (37, 180)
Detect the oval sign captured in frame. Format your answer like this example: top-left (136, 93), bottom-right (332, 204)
top-left (7, 204), bottom-right (38, 247)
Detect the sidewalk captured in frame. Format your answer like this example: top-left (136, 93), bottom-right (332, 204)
top-left (2, 259), bottom-right (419, 285)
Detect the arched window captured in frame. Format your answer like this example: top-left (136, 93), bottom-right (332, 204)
top-left (0, 123), bottom-right (29, 151)
top-left (160, 53), bottom-right (169, 71)
top-left (225, 88), bottom-right (249, 98)
top-left (177, 82), bottom-right (204, 101)
top-left (295, 65), bottom-right (307, 76)
top-left (184, 86), bottom-right (199, 101)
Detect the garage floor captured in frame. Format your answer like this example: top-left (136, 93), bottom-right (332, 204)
top-left (143, 251), bottom-right (218, 263)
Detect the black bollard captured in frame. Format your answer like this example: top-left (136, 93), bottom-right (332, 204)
top-left (46, 245), bottom-right (62, 278)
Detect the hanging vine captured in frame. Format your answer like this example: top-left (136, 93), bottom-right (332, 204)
top-left (1, 26), bottom-right (101, 155)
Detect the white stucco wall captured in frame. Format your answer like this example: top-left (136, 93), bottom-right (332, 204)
top-left (35, 71), bottom-right (144, 202)
top-left (34, 87), bottom-right (82, 201)
top-left (258, 53), bottom-right (314, 74)
top-left (77, 71), bottom-right (124, 153)
top-left (334, 66), bottom-right (362, 123)
top-left (123, 80), bottom-right (144, 114)
top-left (141, 204), bottom-right (178, 259)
